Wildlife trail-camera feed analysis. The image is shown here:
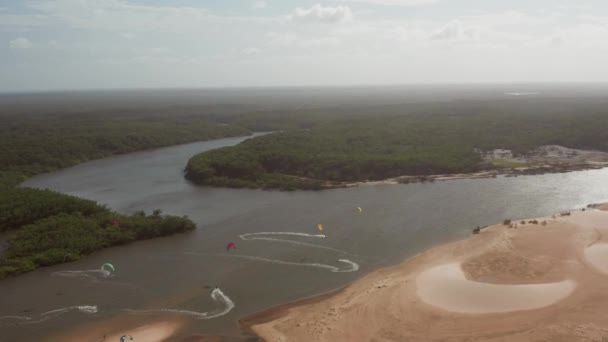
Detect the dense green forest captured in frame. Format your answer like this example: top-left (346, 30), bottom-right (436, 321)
top-left (0, 193), bottom-right (195, 279)
top-left (0, 112), bottom-right (250, 175)
top-left (186, 100), bottom-right (608, 190)
top-left (0, 110), bottom-right (247, 279)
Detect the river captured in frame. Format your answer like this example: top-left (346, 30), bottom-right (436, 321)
top-left (3, 134), bottom-right (608, 341)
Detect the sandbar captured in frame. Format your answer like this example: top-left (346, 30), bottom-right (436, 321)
top-left (248, 205), bottom-right (608, 341)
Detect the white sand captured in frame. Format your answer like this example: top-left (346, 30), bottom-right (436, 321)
top-left (50, 318), bottom-right (186, 342)
top-left (564, 209), bottom-right (608, 228)
top-left (416, 263), bottom-right (576, 314)
top-left (102, 322), bottom-right (181, 341)
top-left (564, 210), bottom-right (608, 275)
top-left (249, 205), bottom-right (608, 341)
top-left (584, 244), bottom-right (608, 274)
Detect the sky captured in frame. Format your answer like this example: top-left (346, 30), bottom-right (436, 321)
top-left (2, 0), bottom-right (608, 92)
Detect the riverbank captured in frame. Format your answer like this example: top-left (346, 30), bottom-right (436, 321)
top-left (1, 133), bottom-right (264, 280)
top-left (54, 318), bottom-right (187, 342)
top-left (186, 139), bottom-right (608, 191)
top-left (247, 204), bottom-right (608, 341)
top-left (347, 161), bottom-right (608, 188)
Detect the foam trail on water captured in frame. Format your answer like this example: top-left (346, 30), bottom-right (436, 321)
top-left (0, 316), bottom-right (31, 323)
top-left (41, 305), bottom-right (98, 317)
top-left (0, 305), bottom-right (98, 325)
top-left (239, 232), bottom-right (358, 255)
top-left (125, 288), bottom-right (234, 320)
top-left (240, 232), bottom-right (326, 239)
top-left (336, 259), bottom-right (360, 272)
top-left (202, 253), bottom-right (359, 273)
top-left (51, 269), bottom-right (111, 281)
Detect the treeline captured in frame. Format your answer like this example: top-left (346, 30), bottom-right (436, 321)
top-left (186, 100), bottom-right (608, 190)
top-left (0, 112), bottom-right (250, 175)
top-left (0, 187), bottom-right (195, 279)
top-left (0, 187), bottom-right (105, 232)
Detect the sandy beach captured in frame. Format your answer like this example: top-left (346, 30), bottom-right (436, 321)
top-left (49, 316), bottom-right (187, 342)
top-left (248, 206), bottom-right (608, 341)
top-left (46, 284), bottom-right (227, 342)
top-left (344, 145), bottom-right (608, 188)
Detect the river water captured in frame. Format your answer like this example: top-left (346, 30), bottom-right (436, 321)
top-left (3, 134), bottom-right (608, 340)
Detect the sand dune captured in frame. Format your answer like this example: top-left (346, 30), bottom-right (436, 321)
top-left (102, 321), bottom-right (182, 341)
top-left (416, 263), bottom-right (575, 314)
top-left (51, 318), bottom-right (186, 342)
top-left (567, 210), bottom-right (608, 275)
top-left (584, 244), bottom-right (608, 274)
top-left (248, 205), bottom-right (608, 341)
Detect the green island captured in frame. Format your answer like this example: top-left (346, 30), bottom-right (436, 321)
top-left (186, 99), bottom-right (608, 190)
top-left (0, 176), bottom-right (194, 279)
top-left (0, 110), bottom-right (250, 279)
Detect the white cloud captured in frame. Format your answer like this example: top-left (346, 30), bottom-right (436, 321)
top-left (547, 36), bottom-right (564, 47)
top-left (120, 32), bottom-right (136, 39)
top-left (252, 1), bottom-right (267, 9)
top-left (242, 47), bottom-right (261, 55)
top-left (266, 31), bottom-right (342, 49)
top-left (266, 31), bottom-right (298, 45)
top-left (0, 13), bottom-right (49, 31)
top-left (430, 21), bottom-right (480, 41)
top-left (3, 0), bottom-right (608, 90)
top-left (288, 4), bottom-right (353, 23)
top-left (9, 37), bottom-right (33, 49)
top-left (336, 0), bottom-right (438, 6)
top-left (25, 0), bottom-right (212, 33)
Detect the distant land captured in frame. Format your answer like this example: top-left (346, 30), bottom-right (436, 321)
top-left (182, 85), bottom-right (608, 190)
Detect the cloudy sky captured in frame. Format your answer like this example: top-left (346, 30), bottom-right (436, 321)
top-left (2, 0), bottom-right (608, 92)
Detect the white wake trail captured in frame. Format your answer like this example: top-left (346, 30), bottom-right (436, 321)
top-left (124, 288), bottom-right (234, 320)
top-left (205, 253), bottom-right (359, 273)
top-left (239, 232), bottom-right (356, 255)
top-left (51, 269), bottom-right (111, 281)
top-left (0, 305), bottom-right (98, 325)
top-left (41, 305), bottom-right (98, 317)
top-left (240, 232), bottom-right (326, 239)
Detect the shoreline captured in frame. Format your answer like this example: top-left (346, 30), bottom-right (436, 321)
top-left (197, 161), bottom-right (608, 191)
top-left (239, 286), bottom-right (348, 339)
top-left (245, 204), bottom-right (608, 341)
top-left (346, 162), bottom-right (608, 188)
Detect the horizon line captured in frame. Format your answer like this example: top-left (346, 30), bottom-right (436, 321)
top-left (3, 81), bottom-right (608, 96)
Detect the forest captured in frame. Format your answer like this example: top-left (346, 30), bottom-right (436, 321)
top-left (0, 193), bottom-right (195, 279)
top-left (0, 111), bottom-right (250, 175)
top-left (186, 98), bottom-right (608, 190)
top-left (0, 110), bottom-right (245, 278)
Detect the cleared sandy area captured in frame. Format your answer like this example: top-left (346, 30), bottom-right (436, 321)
top-left (248, 205), bottom-right (608, 341)
top-left (569, 209), bottom-right (608, 275)
top-left (584, 244), bottom-right (608, 274)
top-left (50, 317), bottom-right (186, 342)
top-left (416, 263), bottom-right (575, 314)
top-left (47, 284), bottom-right (214, 342)
top-left (102, 321), bottom-right (183, 341)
